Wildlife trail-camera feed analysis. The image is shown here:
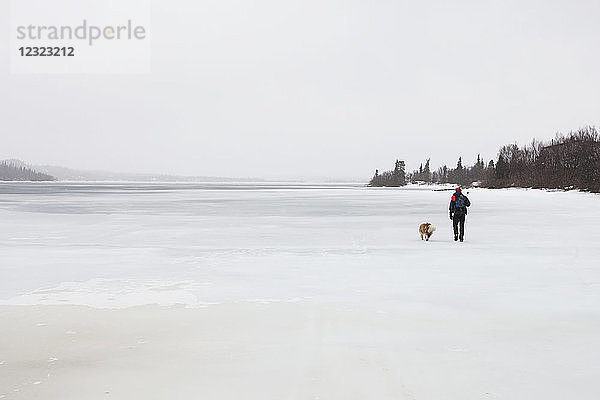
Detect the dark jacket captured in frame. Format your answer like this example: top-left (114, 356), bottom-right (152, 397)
top-left (449, 191), bottom-right (470, 216)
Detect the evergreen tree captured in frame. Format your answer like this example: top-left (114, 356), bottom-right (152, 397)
top-left (423, 158), bottom-right (431, 182)
top-left (495, 156), bottom-right (509, 179)
top-left (392, 160), bottom-right (406, 186)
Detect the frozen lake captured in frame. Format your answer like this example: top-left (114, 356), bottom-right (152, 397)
top-left (1, 182), bottom-right (599, 309)
top-left (1, 182), bottom-right (600, 399)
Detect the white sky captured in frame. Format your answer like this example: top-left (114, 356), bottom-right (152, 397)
top-left (1, 0), bottom-right (599, 180)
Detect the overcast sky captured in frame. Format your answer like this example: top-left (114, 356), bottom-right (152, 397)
top-left (1, 0), bottom-right (599, 180)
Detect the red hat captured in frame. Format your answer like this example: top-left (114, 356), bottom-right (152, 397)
top-left (455, 187), bottom-right (462, 192)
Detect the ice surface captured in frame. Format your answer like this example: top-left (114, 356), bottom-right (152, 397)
top-left (1, 182), bottom-right (600, 399)
top-left (1, 182), bottom-right (599, 311)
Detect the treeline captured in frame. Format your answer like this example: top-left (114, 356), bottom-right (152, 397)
top-left (369, 126), bottom-right (600, 193)
top-left (369, 160), bottom-right (406, 187)
top-left (0, 162), bottom-right (55, 181)
top-left (407, 155), bottom-right (489, 187)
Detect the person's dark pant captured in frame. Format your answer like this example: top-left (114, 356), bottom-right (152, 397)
top-left (453, 214), bottom-right (466, 240)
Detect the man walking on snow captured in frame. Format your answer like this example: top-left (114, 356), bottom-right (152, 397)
top-left (449, 187), bottom-right (470, 242)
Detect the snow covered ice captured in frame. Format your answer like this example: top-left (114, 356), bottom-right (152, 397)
top-left (1, 182), bottom-right (599, 399)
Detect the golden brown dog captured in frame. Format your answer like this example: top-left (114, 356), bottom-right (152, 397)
top-left (419, 222), bottom-right (436, 241)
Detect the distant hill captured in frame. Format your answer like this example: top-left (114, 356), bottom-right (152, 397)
top-left (0, 160), bottom-right (55, 181)
top-left (3, 159), bottom-right (354, 183)
top-left (0, 160), bottom-right (263, 182)
top-left (34, 164), bottom-right (265, 182)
